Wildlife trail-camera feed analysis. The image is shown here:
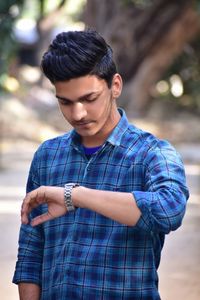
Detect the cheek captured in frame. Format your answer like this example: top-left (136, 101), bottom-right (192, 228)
top-left (101, 98), bottom-right (113, 118)
top-left (91, 105), bottom-right (107, 122)
top-left (95, 97), bottom-right (112, 118)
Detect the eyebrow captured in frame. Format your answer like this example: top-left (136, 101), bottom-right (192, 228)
top-left (56, 91), bottom-right (100, 103)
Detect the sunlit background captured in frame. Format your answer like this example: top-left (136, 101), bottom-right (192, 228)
top-left (0, 1), bottom-right (200, 299)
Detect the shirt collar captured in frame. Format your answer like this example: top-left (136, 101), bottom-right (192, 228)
top-left (70, 108), bottom-right (129, 148)
top-left (106, 108), bottom-right (129, 146)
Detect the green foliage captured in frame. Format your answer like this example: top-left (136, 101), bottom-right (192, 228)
top-left (0, 0), bottom-right (66, 90)
top-left (158, 37), bottom-right (200, 113)
top-left (1, 0), bottom-right (200, 113)
top-left (0, 0), bottom-right (25, 87)
top-left (21, 0), bottom-right (65, 20)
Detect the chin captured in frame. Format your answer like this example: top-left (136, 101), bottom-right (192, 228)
top-left (76, 128), bottom-right (96, 137)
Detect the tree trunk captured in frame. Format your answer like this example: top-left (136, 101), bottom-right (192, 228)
top-left (84, 0), bottom-right (200, 116)
top-left (35, 0), bottom-right (67, 65)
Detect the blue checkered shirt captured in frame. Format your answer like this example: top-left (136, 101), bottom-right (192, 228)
top-left (13, 109), bottom-right (189, 299)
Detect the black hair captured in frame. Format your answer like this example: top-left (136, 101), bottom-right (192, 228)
top-left (41, 29), bottom-right (117, 88)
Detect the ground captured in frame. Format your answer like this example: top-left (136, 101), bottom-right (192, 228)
top-left (0, 138), bottom-right (200, 299)
top-left (0, 90), bottom-right (200, 299)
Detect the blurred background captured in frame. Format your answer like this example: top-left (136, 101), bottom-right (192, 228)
top-left (0, 0), bottom-right (200, 299)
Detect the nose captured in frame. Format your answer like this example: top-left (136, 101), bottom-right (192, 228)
top-left (72, 102), bottom-right (87, 121)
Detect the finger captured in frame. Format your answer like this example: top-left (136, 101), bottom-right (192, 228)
top-left (21, 190), bottom-right (38, 212)
top-left (21, 187), bottom-right (47, 224)
top-left (21, 194), bottom-right (36, 224)
top-left (21, 210), bottom-right (29, 225)
top-left (21, 194), bottom-right (33, 224)
top-left (30, 212), bottom-right (53, 227)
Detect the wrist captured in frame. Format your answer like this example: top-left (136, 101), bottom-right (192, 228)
top-left (64, 183), bottom-right (79, 212)
top-left (71, 186), bottom-right (86, 209)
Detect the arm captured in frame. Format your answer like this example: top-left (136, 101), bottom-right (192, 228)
top-left (20, 141), bottom-right (189, 232)
top-left (21, 186), bottom-right (141, 227)
top-left (18, 283), bottom-right (40, 300)
top-left (74, 187), bottom-right (141, 226)
top-left (133, 143), bottom-right (189, 233)
top-left (13, 150), bottom-right (44, 289)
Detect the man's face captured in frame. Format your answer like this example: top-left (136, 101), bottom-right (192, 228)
top-left (54, 74), bottom-right (122, 146)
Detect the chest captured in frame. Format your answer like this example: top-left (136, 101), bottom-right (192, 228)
top-left (39, 145), bottom-right (145, 192)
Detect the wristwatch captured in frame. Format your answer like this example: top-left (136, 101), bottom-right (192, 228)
top-left (64, 183), bottom-right (79, 212)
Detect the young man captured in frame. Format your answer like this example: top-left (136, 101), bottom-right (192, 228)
top-left (13, 29), bottom-right (189, 299)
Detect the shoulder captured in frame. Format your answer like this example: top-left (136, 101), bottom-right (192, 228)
top-left (124, 122), bottom-right (180, 161)
top-left (31, 131), bottom-right (73, 164)
top-left (37, 131), bottom-right (72, 152)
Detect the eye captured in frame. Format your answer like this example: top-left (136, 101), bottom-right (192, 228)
top-left (85, 97), bottom-right (96, 103)
top-left (83, 95), bottom-right (100, 103)
top-left (58, 99), bottom-right (71, 106)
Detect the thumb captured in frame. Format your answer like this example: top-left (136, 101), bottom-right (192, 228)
top-left (31, 212), bottom-right (53, 226)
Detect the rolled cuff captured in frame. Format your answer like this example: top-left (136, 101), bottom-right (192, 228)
top-left (132, 189), bottom-right (187, 234)
top-left (13, 261), bottom-right (42, 286)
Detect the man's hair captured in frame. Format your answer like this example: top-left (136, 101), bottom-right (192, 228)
top-left (41, 29), bottom-right (117, 88)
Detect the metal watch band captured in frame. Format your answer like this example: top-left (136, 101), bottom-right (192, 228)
top-left (64, 183), bottom-right (79, 212)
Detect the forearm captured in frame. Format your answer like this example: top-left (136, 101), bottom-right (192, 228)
top-left (73, 186), bottom-right (141, 226)
top-left (18, 283), bottom-right (41, 300)
top-left (21, 186), bottom-right (141, 227)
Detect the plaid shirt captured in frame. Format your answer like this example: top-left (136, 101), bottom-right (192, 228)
top-left (13, 109), bottom-right (189, 299)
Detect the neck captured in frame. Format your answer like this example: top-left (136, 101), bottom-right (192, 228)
top-left (82, 107), bottom-right (121, 147)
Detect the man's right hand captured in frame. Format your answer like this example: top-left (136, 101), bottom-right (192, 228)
top-left (21, 186), bottom-right (67, 227)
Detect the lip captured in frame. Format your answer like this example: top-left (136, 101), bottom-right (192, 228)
top-left (73, 121), bottom-right (93, 127)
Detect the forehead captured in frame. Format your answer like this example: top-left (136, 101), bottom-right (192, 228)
top-left (54, 75), bottom-right (107, 98)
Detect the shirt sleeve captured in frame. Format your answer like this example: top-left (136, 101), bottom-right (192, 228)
top-left (133, 140), bottom-right (189, 234)
top-left (13, 150), bottom-right (44, 286)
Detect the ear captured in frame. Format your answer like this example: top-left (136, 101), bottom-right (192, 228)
top-left (111, 73), bottom-right (123, 99)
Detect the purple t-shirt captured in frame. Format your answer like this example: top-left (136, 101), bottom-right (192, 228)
top-left (83, 145), bottom-right (102, 157)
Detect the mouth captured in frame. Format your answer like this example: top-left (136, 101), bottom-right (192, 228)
top-left (73, 121), bottom-right (93, 127)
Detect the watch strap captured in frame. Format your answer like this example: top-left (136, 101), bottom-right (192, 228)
top-left (64, 183), bottom-right (79, 212)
